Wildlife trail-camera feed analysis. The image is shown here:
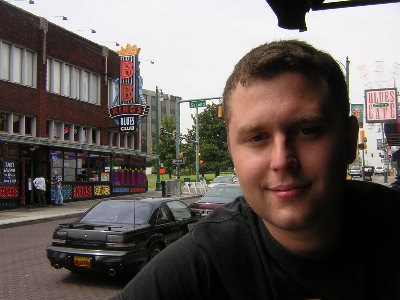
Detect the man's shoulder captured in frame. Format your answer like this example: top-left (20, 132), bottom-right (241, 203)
top-left (346, 180), bottom-right (400, 200)
top-left (189, 197), bottom-right (254, 245)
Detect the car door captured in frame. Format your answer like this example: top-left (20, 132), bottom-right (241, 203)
top-left (154, 205), bottom-right (179, 245)
top-left (165, 200), bottom-right (193, 239)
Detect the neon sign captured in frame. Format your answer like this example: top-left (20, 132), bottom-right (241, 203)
top-left (109, 44), bottom-right (149, 133)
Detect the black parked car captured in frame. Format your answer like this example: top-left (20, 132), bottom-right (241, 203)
top-left (46, 198), bottom-right (200, 276)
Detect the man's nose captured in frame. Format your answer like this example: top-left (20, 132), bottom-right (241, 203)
top-left (269, 137), bottom-right (298, 171)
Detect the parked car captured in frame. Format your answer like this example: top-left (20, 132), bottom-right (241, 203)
top-left (374, 166), bottom-right (386, 175)
top-left (190, 183), bottom-right (242, 217)
top-left (208, 175), bottom-right (237, 188)
top-left (349, 166), bottom-right (362, 178)
top-left (46, 198), bottom-right (200, 276)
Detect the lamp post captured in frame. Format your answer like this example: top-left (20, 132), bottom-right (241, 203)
top-left (155, 86), bottom-right (162, 191)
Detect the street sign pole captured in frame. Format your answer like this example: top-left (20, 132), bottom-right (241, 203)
top-left (175, 96), bottom-right (222, 183)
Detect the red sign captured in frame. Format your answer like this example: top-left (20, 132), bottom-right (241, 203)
top-left (365, 88), bottom-right (398, 122)
top-left (160, 168), bottom-right (166, 174)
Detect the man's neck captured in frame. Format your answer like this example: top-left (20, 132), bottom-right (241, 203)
top-left (263, 208), bottom-right (343, 259)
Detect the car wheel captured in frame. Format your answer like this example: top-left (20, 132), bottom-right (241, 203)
top-left (147, 243), bottom-right (163, 262)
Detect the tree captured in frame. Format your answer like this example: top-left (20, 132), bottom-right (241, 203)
top-left (184, 103), bottom-right (233, 176)
top-left (152, 115), bottom-right (176, 179)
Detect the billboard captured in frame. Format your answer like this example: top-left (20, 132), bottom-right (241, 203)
top-left (351, 103), bottom-right (364, 128)
top-left (109, 44), bottom-right (149, 133)
top-left (364, 88), bottom-right (397, 123)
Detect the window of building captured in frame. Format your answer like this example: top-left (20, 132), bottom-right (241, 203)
top-left (12, 114), bottom-right (20, 134)
top-left (0, 113), bottom-right (8, 132)
top-left (50, 150), bottom-right (63, 181)
top-left (73, 67), bottom-right (80, 99)
top-left (64, 123), bottom-right (71, 141)
top-left (89, 73), bottom-right (98, 104)
top-left (63, 64), bottom-right (71, 97)
top-left (87, 153), bottom-right (101, 182)
top-left (0, 41), bottom-right (10, 81)
top-left (73, 125), bottom-right (79, 142)
top-left (82, 70), bottom-right (89, 101)
top-left (77, 152), bottom-right (88, 181)
top-left (26, 50), bottom-right (34, 86)
top-left (108, 79), bottom-right (118, 107)
top-left (63, 151), bottom-right (76, 181)
top-left (53, 60), bottom-right (61, 94)
top-left (101, 156), bottom-right (111, 181)
top-left (25, 116), bottom-right (32, 135)
top-left (46, 58), bottom-right (51, 91)
top-left (92, 128), bottom-right (98, 144)
top-left (12, 46), bottom-right (22, 84)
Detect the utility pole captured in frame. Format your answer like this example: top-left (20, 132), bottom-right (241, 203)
top-left (155, 86), bottom-right (162, 191)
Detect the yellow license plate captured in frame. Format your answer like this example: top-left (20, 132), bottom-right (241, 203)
top-left (74, 256), bottom-right (92, 268)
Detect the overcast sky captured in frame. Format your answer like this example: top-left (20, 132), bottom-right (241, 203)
top-left (8, 0), bottom-right (400, 152)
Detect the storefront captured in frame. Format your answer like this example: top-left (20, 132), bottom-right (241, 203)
top-left (0, 140), bottom-right (148, 210)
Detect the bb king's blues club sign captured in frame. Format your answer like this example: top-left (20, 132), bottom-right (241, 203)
top-left (109, 44), bottom-right (149, 132)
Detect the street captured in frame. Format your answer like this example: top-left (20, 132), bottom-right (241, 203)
top-left (0, 217), bottom-right (131, 300)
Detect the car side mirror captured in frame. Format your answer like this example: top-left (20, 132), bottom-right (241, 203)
top-left (191, 211), bottom-right (201, 218)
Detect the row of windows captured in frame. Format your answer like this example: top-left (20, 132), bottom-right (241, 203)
top-left (46, 58), bottom-right (100, 104)
top-left (0, 40), bottom-right (37, 88)
top-left (50, 150), bottom-right (111, 182)
top-left (0, 112), bottom-right (35, 136)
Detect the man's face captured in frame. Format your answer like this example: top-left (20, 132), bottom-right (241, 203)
top-left (228, 73), bottom-right (356, 233)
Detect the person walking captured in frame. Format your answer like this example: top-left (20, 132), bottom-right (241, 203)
top-left (54, 175), bottom-right (63, 206)
top-left (33, 175), bottom-right (46, 207)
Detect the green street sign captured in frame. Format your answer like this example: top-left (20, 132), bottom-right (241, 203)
top-left (189, 100), bottom-right (206, 108)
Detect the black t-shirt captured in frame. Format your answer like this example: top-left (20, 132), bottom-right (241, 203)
top-left (110, 181), bottom-right (400, 300)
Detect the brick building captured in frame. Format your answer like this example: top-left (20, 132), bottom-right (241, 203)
top-left (0, 1), bottom-right (162, 209)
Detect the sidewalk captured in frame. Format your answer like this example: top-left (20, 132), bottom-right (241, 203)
top-left (0, 189), bottom-right (197, 229)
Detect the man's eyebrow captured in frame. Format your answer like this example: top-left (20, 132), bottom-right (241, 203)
top-left (291, 114), bottom-right (327, 124)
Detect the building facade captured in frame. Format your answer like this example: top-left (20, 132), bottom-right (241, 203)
top-left (0, 2), bottom-right (157, 209)
top-left (140, 89), bottom-right (178, 154)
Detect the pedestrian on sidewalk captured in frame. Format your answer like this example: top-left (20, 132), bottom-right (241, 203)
top-left (53, 173), bottom-right (63, 206)
top-left (33, 175), bottom-right (46, 207)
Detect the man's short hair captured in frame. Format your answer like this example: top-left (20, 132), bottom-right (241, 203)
top-left (222, 40), bottom-right (349, 126)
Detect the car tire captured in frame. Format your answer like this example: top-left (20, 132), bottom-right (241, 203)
top-left (147, 243), bottom-right (163, 262)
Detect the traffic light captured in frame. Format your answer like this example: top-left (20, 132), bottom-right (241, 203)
top-left (198, 149), bottom-right (202, 157)
top-left (160, 126), bottom-right (164, 135)
top-left (388, 154), bottom-right (392, 159)
top-left (217, 104), bottom-right (223, 119)
top-left (173, 130), bottom-right (176, 140)
top-left (179, 152), bottom-right (184, 159)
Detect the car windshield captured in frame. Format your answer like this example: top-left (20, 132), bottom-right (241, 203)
top-left (212, 176), bottom-right (233, 184)
top-left (80, 201), bottom-right (152, 225)
top-left (204, 185), bottom-right (242, 198)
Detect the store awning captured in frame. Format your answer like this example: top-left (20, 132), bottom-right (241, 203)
top-left (264, 0), bottom-right (400, 31)
top-left (384, 121), bottom-right (400, 146)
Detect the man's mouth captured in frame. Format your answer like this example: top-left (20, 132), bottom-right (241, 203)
top-left (267, 183), bottom-right (311, 199)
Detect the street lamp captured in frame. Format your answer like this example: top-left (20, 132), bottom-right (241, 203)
top-left (6, 0), bottom-right (34, 3)
top-left (336, 57), bottom-right (350, 95)
top-left (155, 86), bottom-right (163, 191)
top-left (75, 29), bottom-right (96, 33)
top-left (47, 16), bottom-right (68, 21)
top-left (102, 42), bottom-right (120, 47)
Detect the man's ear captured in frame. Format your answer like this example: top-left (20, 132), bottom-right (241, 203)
top-left (345, 115), bottom-right (360, 164)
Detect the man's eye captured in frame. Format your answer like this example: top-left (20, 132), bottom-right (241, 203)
top-left (248, 134), bottom-right (265, 143)
top-left (300, 127), bottom-right (319, 136)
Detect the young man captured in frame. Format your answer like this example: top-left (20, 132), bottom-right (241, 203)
top-left (111, 40), bottom-right (400, 299)
top-left (33, 175), bottom-right (46, 207)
